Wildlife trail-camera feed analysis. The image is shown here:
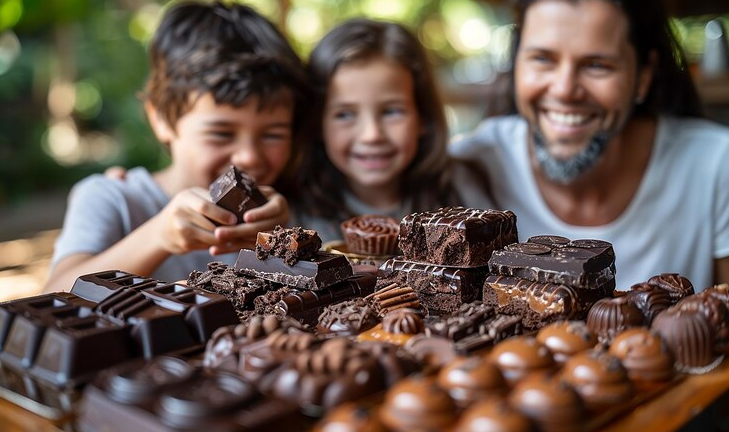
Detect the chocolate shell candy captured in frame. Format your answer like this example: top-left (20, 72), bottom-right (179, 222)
top-left (608, 328), bottom-right (674, 383)
top-left (455, 396), bottom-right (536, 432)
top-left (316, 298), bottom-right (379, 336)
top-left (380, 375), bottom-right (458, 432)
top-left (341, 215), bottom-right (400, 256)
top-left (437, 355), bottom-right (506, 407)
top-left (646, 273), bottom-right (694, 302)
top-left (382, 308), bottom-right (424, 335)
top-left (625, 285), bottom-right (672, 325)
top-left (536, 321), bottom-right (597, 364)
top-left (678, 292), bottom-right (729, 354)
top-left (559, 350), bottom-right (632, 411)
top-left (489, 336), bottom-right (554, 386)
top-left (652, 306), bottom-right (718, 373)
top-left (508, 373), bottom-right (585, 432)
top-left (586, 296), bottom-right (644, 344)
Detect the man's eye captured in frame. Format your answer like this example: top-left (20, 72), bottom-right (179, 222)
top-left (207, 131), bottom-right (234, 140)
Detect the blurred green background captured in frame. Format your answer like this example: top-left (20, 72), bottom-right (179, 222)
top-left (0, 0), bottom-right (727, 298)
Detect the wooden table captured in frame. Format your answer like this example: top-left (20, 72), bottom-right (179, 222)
top-left (1, 360), bottom-right (729, 432)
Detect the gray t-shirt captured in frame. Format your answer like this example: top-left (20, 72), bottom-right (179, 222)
top-left (51, 167), bottom-right (237, 284)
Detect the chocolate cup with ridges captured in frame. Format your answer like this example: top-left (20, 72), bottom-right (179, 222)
top-left (378, 257), bottom-right (488, 315)
top-left (677, 293), bottom-right (729, 354)
top-left (609, 328), bottom-right (674, 384)
top-left (536, 320), bottom-right (598, 364)
top-left (235, 249), bottom-right (353, 291)
top-left (70, 270), bottom-right (159, 303)
top-left (625, 285), bottom-right (672, 325)
top-left (209, 165), bottom-right (267, 224)
top-left (586, 297), bottom-right (644, 345)
top-left (399, 206), bottom-right (518, 268)
top-left (341, 215), bottom-right (400, 256)
top-left (488, 238), bottom-right (615, 288)
top-left (483, 275), bottom-right (608, 330)
top-left (652, 306), bottom-right (720, 373)
top-left (646, 273), bottom-right (694, 302)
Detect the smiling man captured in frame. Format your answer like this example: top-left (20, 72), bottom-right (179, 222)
top-left (452, 0), bottom-right (729, 291)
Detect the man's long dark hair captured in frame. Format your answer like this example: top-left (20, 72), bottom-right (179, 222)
top-left (509, 0), bottom-right (704, 118)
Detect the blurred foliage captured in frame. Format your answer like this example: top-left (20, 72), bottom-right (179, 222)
top-left (0, 0), bottom-right (725, 208)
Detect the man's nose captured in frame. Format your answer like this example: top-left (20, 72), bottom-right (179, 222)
top-left (550, 63), bottom-right (584, 101)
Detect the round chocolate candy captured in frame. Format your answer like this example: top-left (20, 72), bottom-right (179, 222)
top-left (609, 327), bottom-right (674, 383)
top-left (536, 321), bottom-right (598, 364)
top-left (489, 336), bottom-right (555, 386)
top-left (625, 285), bottom-right (672, 325)
top-left (313, 402), bottom-right (387, 432)
top-left (437, 355), bottom-right (506, 407)
top-left (652, 306), bottom-right (718, 373)
top-left (382, 308), bottom-right (424, 335)
top-left (340, 215), bottom-right (399, 256)
top-left (380, 375), bottom-right (458, 432)
top-left (455, 396), bottom-right (536, 432)
top-left (107, 356), bottom-right (193, 404)
top-left (559, 350), bottom-right (632, 411)
top-left (504, 242), bottom-right (552, 255)
top-left (527, 235), bottom-right (570, 247)
top-left (568, 239), bottom-right (612, 249)
top-left (508, 373), bottom-right (585, 432)
top-left (678, 292), bottom-right (729, 354)
top-left (646, 273), bottom-right (694, 302)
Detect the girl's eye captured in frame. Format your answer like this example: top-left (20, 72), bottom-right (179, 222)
top-left (334, 110), bottom-right (355, 121)
top-left (261, 132), bottom-right (289, 143)
top-left (383, 106), bottom-right (405, 117)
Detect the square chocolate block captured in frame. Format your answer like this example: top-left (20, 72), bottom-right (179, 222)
top-left (399, 206), bottom-right (518, 267)
top-left (209, 165), bottom-right (267, 224)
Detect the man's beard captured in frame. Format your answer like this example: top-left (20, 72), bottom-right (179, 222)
top-left (532, 128), bottom-right (611, 184)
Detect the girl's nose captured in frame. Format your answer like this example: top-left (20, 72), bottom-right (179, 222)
top-left (359, 115), bottom-right (386, 144)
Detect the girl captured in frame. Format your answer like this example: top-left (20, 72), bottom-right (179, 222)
top-left (291, 18), bottom-right (491, 242)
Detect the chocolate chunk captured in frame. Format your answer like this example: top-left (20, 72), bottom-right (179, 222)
top-left (235, 249), bottom-right (353, 290)
top-left (489, 236), bottom-right (615, 288)
top-left (316, 298), bottom-right (379, 336)
top-left (378, 257), bottom-right (488, 315)
top-left (256, 225), bottom-right (322, 265)
top-left (454, 314), bottom-right (523, 354)
top-left (276, 273), bottom-right (377, 326)
top-left (399, 206), bottom-right (518, 267)
top-left (483, 275), bottom-right (609, 329)
top-left (187, 262), bottom-right (274, 318)
top-left (425, 301), bottom-right (495, 340)
top-left (209, 165), bottom-right (267, 224)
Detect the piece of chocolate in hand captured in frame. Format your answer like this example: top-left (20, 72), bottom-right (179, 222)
top-left (209, 165), bottom-right (267, 224)
top-left (256, 226), bottom-right (322, 265)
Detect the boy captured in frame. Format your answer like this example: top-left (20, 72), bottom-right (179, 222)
top-left (45, 2), bottom-right (309, 291)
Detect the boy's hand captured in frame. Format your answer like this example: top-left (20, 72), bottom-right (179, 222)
top-left (154, 187), bottom-right (238, 255)
top-left (210, 186), bottom-right (290, 255)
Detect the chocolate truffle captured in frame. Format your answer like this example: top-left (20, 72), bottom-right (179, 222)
top-left (489, 336), bottom-right (555, 386)
top-left (341, 215), bottom-right (400, 256)
top-left (356, 341), bottom-right (419, 387)
top-left (678, 293), bottom-right (729, 354)
top-left (536, 321), bottom-right (598, 364)
top-left (314, 402), bottom-right (387, 432)
top-left (586, 296), bottom-right (644, 344)
top-left (646, 273), bottom-right (694, 302)
top-left (455, 396), bottom-right (536, 432)
top-left (608, 328), bottom-right (674, 383)
top-left (402, 334), bottom-right (458, 369)
top-left (559, 350), bottom-right (632, 411)
top-left (652, 306), bottom-right (718, 373)
top-left (316, 298), bottom-right (379, 336)
top-left (625, 285), bottom-right (672, 325)
top-left (437, 355), bottom-right (506, 407)
top-left (380, 375), bottom-right (458, 432)
top-left (508, 373), bottom-right (585, 432)
top-left (703, 284), bottom-right (729, 307)
top-left (382, 308), bottom-right (425, 335)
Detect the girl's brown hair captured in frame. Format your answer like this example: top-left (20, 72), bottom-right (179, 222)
top-left (294, 18), bottom-right (459, 220)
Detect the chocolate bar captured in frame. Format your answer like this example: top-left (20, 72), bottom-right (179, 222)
top-left (77, 357), bottom-right (307, 432)
top-left (255, 226), bottom-right (322, 265)
top-left (377, 257), bottom-right (488, 315)
top-left (70, 270), bottom-right (158, 303)
top-left (454, 314), bottom-right (522, 354)
top-left (398, 206), bottom-right (518, 267)
top-left (276, 273), bottom-right (376, 326)
top-left (209, 165), bottom-right (267, 224)
top-left (235, 249), bottom-right (353, 290)
top-left (424, 301), bottom-right (495, 340)
top-left (488, 236), bottom-right (616, 288)
top-left (483, 275), bottom-right (609, 329)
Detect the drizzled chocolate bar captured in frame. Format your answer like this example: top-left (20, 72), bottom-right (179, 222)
top-left (399, 206), bottom-right (518, 267)
top-left (378, 257), bottom-right (488, 315)
top-left (209, 165), bottom-right (267, 224)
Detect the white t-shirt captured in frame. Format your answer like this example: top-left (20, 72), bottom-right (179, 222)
top-left (51, 167), bottom-right (237, 285)
top-left (449, 115), bottom-right (729, 291)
